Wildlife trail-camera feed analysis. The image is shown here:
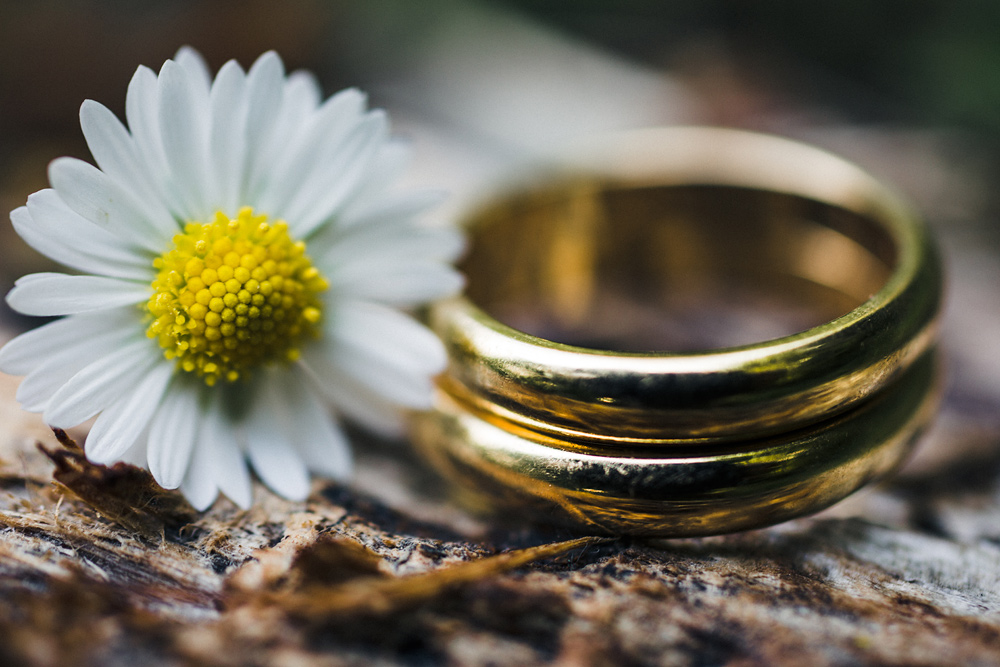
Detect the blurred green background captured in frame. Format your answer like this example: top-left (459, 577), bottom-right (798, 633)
top-left (5, 1), bottom-right (1000, 141)
top-left (503, 0), bottom-right (1000, 136)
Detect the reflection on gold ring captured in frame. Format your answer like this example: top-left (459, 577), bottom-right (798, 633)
top-left (413, 127), bottom-right (943, 535)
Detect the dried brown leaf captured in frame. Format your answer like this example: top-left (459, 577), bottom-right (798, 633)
top-left (288, 533), bottom-right (387, 588)
top-left (38, 428), bottom-right (197, 540)
top-left (238, 535), bottom-right (611, 621)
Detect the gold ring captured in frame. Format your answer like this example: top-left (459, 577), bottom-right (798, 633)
top-left (413, 127), bottom-right (943, 536)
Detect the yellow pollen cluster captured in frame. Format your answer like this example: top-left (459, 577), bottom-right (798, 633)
top-left (147, 207), bottom-right (328, 385)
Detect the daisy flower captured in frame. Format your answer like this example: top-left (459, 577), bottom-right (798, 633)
top-left (0, 48), bottom-right (464, 510)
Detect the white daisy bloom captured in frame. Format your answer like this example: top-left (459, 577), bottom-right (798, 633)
top-left (0, 48), bottom-right (464, 510)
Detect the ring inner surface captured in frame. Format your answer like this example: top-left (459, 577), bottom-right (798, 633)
top-left (462, 183), bottom-right (896, 352)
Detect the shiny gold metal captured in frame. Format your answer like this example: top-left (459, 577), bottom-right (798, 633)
top-left (430, 128), bottom-right (942, 444)
top-left (414, 127), bottom-right (944, 535)
top-left (413, 351), bottom-right (939, 536)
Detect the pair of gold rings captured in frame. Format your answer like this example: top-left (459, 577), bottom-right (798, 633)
top-left (412, 127), bottom-right (942, 536)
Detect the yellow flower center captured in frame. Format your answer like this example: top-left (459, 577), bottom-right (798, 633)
top-left (147, 207), bottom-right (328, 386)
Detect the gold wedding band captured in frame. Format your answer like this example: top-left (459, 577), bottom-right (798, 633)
top-left (413, 127), bottom-right (943, 536)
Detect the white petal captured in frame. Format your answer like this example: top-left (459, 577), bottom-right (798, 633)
top-left (13, 319), bottom-right (137, 412)
top-left (0, 307), bottom-right (137, 376)
top-left (285, 70), bottom-right (322, 112)
top-left (245, 372), bottom-right (311, 501)
top-left (25, 190), bottom-right (153, 269)
top-left (118, 428), bottom-right (149, 467)
top-left (180, 425), bottom-right (219, 511)
top-left (178, 388), bottom-right (254, 509)
top-left (328, 260), bottom-right (465, 307)
top-left (255, 87), bottom-right (366, 219)
top-left (17, 356), bottom-right (98, 414)
top-left (299, 352), bottom-right (405, 437)
top-left (334, 140), bottom-right (413, 218)
top-left (158, 59), bottom-right (210, 220)
top-left (146, 381), bottom-right (201, 489)
top-left (306, 189), bottom-right (445, 257)
top-left (79, 100), bottom-right (177, 238)
top-left (244, 72), bottom-right (322, 205)
top-left (208, 60), bottom-right (248, 215)
top-left (86, 361), bottom-right (174, 465)
top-left (6, 273), bottom-right (149, 316)
top-left (338, 189), bottom-right (445, 231)
top-left (279, 366), bottom-right (351, 480)
top-left (208, 413), bottom-right (253, 510)
top-left (309, 302), bottom-right (439, 407)
top-left (125, 65), bottom-right (166, 166)
top-left (44, 338), bottom-right (160, 428)
top-left (48, 157), bottom-right (168, 252)
top-left (318, 345), bottom-right (435, 410)
top-left (181, 412), bottom-right (219, 512)
top-left (174, 46), bottom-right (212, 98)
top-left (126, 65), bottom-right (170, 183)
top-left (317, 218), bottom-right (463, 271)
top-left (283, 110), bottom-right (388, 238)
top-left (12, 205), bottom-right (151, 280)
top-left (242, 52), bottom-right (286, 202)
top-left (325, 300), bottom-right (447, 377)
